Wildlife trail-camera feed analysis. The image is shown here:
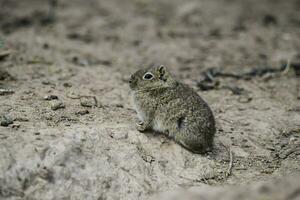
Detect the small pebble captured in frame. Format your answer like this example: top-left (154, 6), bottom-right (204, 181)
top-left (80, 97), bottom-right (96, 107)
top-left (12, 124), bottom-right (20, 129)
top-left (0, 89), bottom-right (15, 96)
top-left (51, 101), bottom-right (65, 110)
top-left (44, 95), bottom-right (58, 100)
top-left (238, 95), bottom-right (252, 103)
top-left (63, 82), bottom-right (72, 87)
top-left (0, 116), bottom-right (14, 127)
top-left (115, 103), bottom-right (124, 108)
top-left (75, 109), bottom-right (89, 115)
top-left (42, 80), bottom-right (51, 85)
top-left (289, 136), bottom-right (298, 145)
top-left (72, 56), bottom-right (89, 66)
top-left (43, 43), bottom-right (49, 49)
top-left (0, 50), bottom-right (11, 60)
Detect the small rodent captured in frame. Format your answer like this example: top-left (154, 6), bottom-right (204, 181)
top-left (129, 65), bottom-right (216, 154)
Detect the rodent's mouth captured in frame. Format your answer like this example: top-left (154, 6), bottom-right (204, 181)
top-left (128, 79), bottom-right (134, 90)
top-left (128, 76), bottom-right (137, 90)
top-left (129, 80), bottom-right (136, 90)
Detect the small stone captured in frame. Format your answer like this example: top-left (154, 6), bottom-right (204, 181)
top-left (72, 56), bottom-right (89, 66)
top-left (12, 124), bottom-right (20, 129)
top-left (75, 109), bottom-right (89, 116)
top-left (43, 43), bottom-right (49, 49)
top-left (63, 82), bottom-right (72, 87)
top-left (0, 89), bottom-right (14, 96)
top-left (1, 116), bottom-right (14, 127)
top-left (80, 97), bottom-right (96, 107)
top-left (238, 95), bottom-right (252, 103)
top-left (115, 103), bottom-right (124, 108)
top-left (241, 144), bottom-right (251, 148)
top-left (24, 90), bottom-right (33, 95)
top-left (51, 101), bottom-right (65, 110)
top-left (0, 70), bottom-right (14, 81)
top-left (262, 14), bottom-right (277, 26)
top-left (289, 136), bottom-right (298, 145)
top-left (44, 95), bottom-right (58, 100)
top-left (42, 80), bottom-right (55, 86)
top-left (0, 50), bottom-right (11, 61)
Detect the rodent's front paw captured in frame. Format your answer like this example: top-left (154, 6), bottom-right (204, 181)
top-left (136, 121), bottom-right (147, 132)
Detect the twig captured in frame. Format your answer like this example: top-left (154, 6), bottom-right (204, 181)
top-left (201, 177), bottom-right (209, 184)
top-left (281, 59), bottom-right (291, 75)
top-left (226, 148), bottom-right (234, 178)
top-left (297, 81), bottom-right (300, 100)
top-left (93, 96), bottom-right (98, 107)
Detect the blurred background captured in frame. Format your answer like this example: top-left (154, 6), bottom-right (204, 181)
top-left (1, 0), bottom-right (299, 71)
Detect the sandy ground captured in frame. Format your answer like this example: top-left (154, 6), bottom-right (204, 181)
top-left (0, 0), bottom-right (299, 199)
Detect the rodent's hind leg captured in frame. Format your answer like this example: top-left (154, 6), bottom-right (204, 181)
top-left (171, 127), bottom-right (208, 154)
top-left (176, 136), bottom-right (208, 154)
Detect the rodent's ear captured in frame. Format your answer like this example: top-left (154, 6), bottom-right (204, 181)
top-left (158, 65), bottom-right (167, 81)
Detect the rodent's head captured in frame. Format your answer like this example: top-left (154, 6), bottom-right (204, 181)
top-left (129, 65), bottom-right (176, 91)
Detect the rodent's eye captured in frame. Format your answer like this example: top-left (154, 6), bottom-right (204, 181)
top-left (143, 72), bottom-right (154, 80)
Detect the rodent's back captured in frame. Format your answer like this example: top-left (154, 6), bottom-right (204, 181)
top-left (155, 82), bottom-right (215, 150)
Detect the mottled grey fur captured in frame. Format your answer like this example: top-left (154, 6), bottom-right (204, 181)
top-left (129, 65), bottom-right (215, 154)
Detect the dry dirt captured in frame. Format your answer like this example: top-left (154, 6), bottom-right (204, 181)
top-left (0, 0), bottom-right (299, 199)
